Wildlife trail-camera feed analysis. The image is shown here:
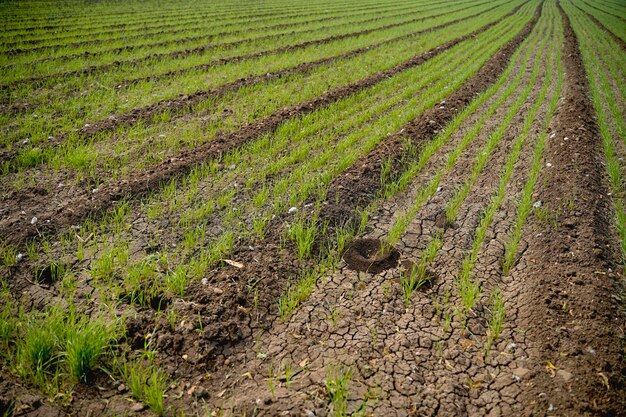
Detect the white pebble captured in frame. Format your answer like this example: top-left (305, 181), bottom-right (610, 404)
top-left (288, 207), bottom-right (297, 215)
top-left (92, 188), bottom-right (99, 194)
top-left (546, 163), bottom-right (552, 167)
top-left (533, 201), bottom-right (542, 208)
top-left (30, 216), bottom-right (37, 225)
top-left (16, 253), bottom-right (24, 262)
top-left (201, 278), bottom-right (208, 286)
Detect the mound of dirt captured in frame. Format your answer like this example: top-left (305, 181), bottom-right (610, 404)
top-left (343, 238), bottom-right (399, 273)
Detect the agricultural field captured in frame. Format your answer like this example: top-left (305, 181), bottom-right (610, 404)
top-left (0, 0), bottom-right (625, 415)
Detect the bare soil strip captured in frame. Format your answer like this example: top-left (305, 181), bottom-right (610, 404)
top-left (0, 2), bottom-right (528, 248)
top-left (514, 2), bottom-right (625, 415)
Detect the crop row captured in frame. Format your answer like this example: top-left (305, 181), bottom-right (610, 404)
top-left (563, 0), bottom-right (626, 271)
top-left (572, 0), bottom-right (625, 41)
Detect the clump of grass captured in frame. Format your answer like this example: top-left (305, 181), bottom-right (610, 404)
top-left (288, 215), bottom-right (325, 260)
top-left (400, 236), bottom-right (441, 306)
top-left (65, 318), bottom-right (117, 382)
top-left (326, 365), bottom-right (354, 417)
top-left (484, 287), bottom-right (506, 358)
top-left (118, 358), bottom-right (168, 416)
top-left (5, 303), bottom-right (119, 393)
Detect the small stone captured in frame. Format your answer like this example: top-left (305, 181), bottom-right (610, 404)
top-left (305, 410), bottom-right (315, 417)
top-left (22, 138), bottom-right (29, 145)
top-left (213, 287), bottom-right (224, 295)
top-left (228, 164), bottom-right (236, 170)
top-left (556, 369), bottom-right (573, 382)
top-left (533, 201), bottom-right (542, 208)
top-left (288, 207), bottom-right (297, 215)
top-left (201, 278), bottom-right (208, 285)
top-left (92, 188), bottom-right (99, 194)
top-left (30, 216), bottom-right (37, 225)
top-left (546, 163), bottom-right (552, 167)
top-left (563, 137), bottom-right (569, 141)
top-left (256, 398), bottom-right (263, 406)
top-left (117, 384), bottom-right (126, 392)
top-left (16, 253), bottom-right (24, 262)
top-left (130, 403), bottom-right (145, 412)
top-left (182, 354), bottom-right (189, 361)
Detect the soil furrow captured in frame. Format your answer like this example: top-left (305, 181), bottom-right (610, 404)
top-left (512, 2), bottom-right (625, 415)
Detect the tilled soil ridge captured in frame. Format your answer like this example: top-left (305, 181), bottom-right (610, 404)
top-left (514, 2), bottom-right (626, 415)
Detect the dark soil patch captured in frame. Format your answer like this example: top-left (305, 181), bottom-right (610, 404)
top-left (343, 238), bottom-right (400, 273)
top-left (515, 2), bottom-right (626, 415)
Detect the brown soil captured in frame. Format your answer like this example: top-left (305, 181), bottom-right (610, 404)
top-left (514, 2), bottom-right (626, 415)
top-left (0, 2), bottom-right (527, 248)
top-left (343, 238), bottom-right (400, 274)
